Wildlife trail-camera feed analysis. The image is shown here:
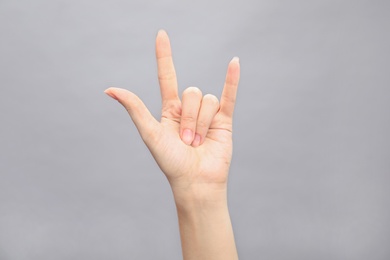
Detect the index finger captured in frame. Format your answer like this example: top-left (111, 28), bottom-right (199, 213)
top-left (219, 57), bottom-right (240, 119)
top-left (156, 30), bottom-right (179, 105)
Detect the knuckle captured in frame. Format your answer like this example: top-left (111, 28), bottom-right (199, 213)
top-left (181, 115), bottom-right (197, 123)
top-left (196, 120), bottom-right (208, 129)
top-left (158, 71), bottom-right (176, 81)
top-left (222, 95), bottom-right (235, 104)
top-left (142, 125), bottom-right (161, 144)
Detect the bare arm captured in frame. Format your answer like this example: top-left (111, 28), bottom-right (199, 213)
top-left (104, 30), bottom-right (240, 260)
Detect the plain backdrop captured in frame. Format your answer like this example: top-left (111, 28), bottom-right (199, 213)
top-left (0, 0), bottom-right (389, 259)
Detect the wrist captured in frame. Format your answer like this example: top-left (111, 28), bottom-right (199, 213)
top-left (172, 182), bottom-right (237, 260)
top-left (170, 182), bottom-right (228, 210)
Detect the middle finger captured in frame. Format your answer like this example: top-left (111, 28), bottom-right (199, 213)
top-left (180, 87), bottom-right (202, 145)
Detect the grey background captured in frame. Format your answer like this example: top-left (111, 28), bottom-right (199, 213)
top-left (0, 0), bottom-right (389, 259)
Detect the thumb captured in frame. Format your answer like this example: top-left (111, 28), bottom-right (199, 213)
top-left (104, 87), bottom-right (160, 144)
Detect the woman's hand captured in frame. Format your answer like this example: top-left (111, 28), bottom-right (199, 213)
top-left (105, 30), bottom-right (240, 260)
top-left (104, 30), bottom-right (240, 199)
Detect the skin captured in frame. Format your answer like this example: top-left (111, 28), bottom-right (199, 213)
top-left (104, 30), bottom-right (240, 260)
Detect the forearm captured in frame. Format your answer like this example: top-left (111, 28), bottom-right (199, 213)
top-left (172, 185), bottom-right (238, 260)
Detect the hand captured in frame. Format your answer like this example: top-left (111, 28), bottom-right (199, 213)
top-left (105, 30), bottom-right (240, 260)
top-left (104, 30), bottom-right (240, 198)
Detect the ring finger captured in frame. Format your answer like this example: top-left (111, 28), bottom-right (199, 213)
top-left (192, 94), bottom-right (220, 147)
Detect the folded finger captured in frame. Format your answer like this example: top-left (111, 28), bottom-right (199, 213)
top-left (192, 94), bottom-right (220, 147)
top-left (180, 87), bottom-right (202, 145)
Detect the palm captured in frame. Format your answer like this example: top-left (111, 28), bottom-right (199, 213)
top-left (151, 110), bottom-right (233, 186)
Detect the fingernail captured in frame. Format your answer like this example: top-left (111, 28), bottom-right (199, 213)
top-left (182, 129), bottom-right (193, 145)
top-left (157, 29), bottom-right (166, 36)
top-left (231, 56), bottom-right (239, 63)
top-left (192, 133), bottom-right (201, 147)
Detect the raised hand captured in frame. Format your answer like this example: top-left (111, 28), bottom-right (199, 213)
top-left (104, 30), bottom-right (240, 196)
top-left (105, 30), bottom-right (240, 260)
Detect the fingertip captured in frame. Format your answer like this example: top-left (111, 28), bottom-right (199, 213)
top-left (227, 57), bottom-right (241, 78)
top-left (104, 87), bottom-right (134, 102)
top-left (231, 56), bottom-right (240, 63)
top-left (157, 29), bottom-right (170, 43)
top-left (156, 29), bottom-right (172, 58)
top-left (226, 57), bottom-right (240, 81)
top-left (182, 129), bottom-right (194, 146)
top-left (191, 133), bottom-right (201, 147)
top-left (157, 29), bottom-right (167, 36)
top-left (229, 57), bottom-right (240, 72)
top-left (104, 88), bottom-right (118, 100)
